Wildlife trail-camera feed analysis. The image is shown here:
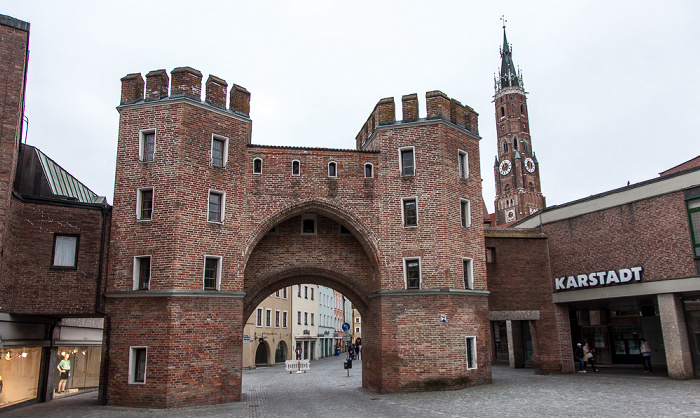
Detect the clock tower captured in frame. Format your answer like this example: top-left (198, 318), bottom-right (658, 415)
top-left (493, 26), bottom-right (545, 225)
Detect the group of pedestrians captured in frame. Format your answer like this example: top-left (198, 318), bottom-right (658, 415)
top-left (574, 338), bottom-right (653, 374)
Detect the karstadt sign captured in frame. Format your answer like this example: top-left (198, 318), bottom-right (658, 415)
top-left (555, 267), bottom-right (643, 291)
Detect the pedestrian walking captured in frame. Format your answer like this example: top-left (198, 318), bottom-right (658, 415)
top-left (583, 342), bottom-right (598, 372)
top-left (640, 338), bottom-right (652, 373)
top-left (574, 343), bottom-right (586, 373)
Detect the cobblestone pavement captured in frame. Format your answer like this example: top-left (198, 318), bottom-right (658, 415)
top-left (5, 356), bottom-right (700, 417)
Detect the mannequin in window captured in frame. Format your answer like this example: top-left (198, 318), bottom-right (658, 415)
top-left (57, 353), bottom-right (71, 393)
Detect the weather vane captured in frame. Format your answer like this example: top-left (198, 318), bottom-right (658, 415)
top-left (501, 15), bottom-right (507, 29)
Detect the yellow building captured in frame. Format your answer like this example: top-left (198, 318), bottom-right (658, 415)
top-left (242, 287), bottom-right (293, 368)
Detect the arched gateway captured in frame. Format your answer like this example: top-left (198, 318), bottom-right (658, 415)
top-left (104, 68), bottom-right (491, 408)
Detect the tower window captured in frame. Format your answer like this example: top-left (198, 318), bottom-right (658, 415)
top-left (458, 150), bottom-right (468, 179)
top-left (301, 214), bottom-right (317, 235)
top-left (503, 142), bottom-right (509, 154)
top-left (500, 107), bottom-right (505, 118)
top-left (292, 160), bottom-right (300, 176)
top-left (211, 135), bottom-right (228, 167)
top-left (137, 187), bottom-right (154, 221)
top-left (513, 137), bottom-right (518, 150)
top-left (463, 258), bottom-right (473, 290)
top-left (253, 158), bottom-right (262, 174)
top-left (402, 197), bottom-right (418, 227)
top-left (203, 255), bottom-right (221, 290)
top-left (364, 163), bottom-right (373, 178)
top-left (399, 147), bottom-right (415, 176)
top-left (460, 199), bottom-right (471, 228)
top-left (404, 258), bottom-right (421, 289)
top-left (208, 190), bottom-right (225, 223)
top-left (134, 256), bottom-right (151, 290)
top-left (328, 161), bottom-right (337, 177)
top-left (139, 130), bottom-right (156, 162)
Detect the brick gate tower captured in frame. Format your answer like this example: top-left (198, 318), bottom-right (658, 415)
top-left (493, 26), bottom-right (545, 225)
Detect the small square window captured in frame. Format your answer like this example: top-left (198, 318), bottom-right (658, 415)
top-left (137, 188), bottom-right (153, 220)
top-left (301, 214), bottom-right (317, 235)
top-left (404, 258), bottom-right (421, 289)
top-left (328, 162), bottom-right (337, 177)
top-left (458, 150), bottom-right (469, 179)
top-left (355, 327), bottom-right (360, 333)
top-left (211, 135), bottom-right (228, 168)
top-left (129, 347), bottom-right (147, 384)
top-left (463, 258), bottom-right (473, 290)
top-left (208, 190), bottom-right (225, 223)
top-left (466, 336), bottom-right (477, 369)
top-left (292, 160), bottom-right (300, 176)
top-left (52, 234), bottom-right (78, 268)
top-left (403, 198), bottom-right (417, 227)
top-left (203, 256), bottom-right (221, 290)
top-left (355, 317), bottom-right (360, 323)
top-left (400, 147), bottom-right (415, 176)
top-left (140, 130), bottom-right (155, 162)
top-left (134, 256), bottom-right (151, 290)
top-left (253, 158), bottom-right (262, 174)
top-left (364, 163), bottom-right (373, 178)
top-left (461, 199), bottom-right (471, 228)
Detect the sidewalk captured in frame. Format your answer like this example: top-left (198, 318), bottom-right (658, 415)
top-left (4, 356), bottom-right (699, 417)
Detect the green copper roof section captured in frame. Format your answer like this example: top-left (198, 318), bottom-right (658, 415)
top-left (494, 156), bottom-right (500, 167)
top-left (35, 147), bottom-right (98, 204)
top-left (533, 152), bottom-right (539, 164)
top-left (514, 150), bottom-right (521, 159)
top-left (499, 28), bottom-right (520, 88)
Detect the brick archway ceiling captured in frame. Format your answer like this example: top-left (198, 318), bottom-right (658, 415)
top-left (241, 199), bottom-right (381, 270)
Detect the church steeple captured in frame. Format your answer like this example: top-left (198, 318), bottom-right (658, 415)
top-left (492, 22), bottom-right (545, 225)
top-left (499, 28), bottom-right (521, 89)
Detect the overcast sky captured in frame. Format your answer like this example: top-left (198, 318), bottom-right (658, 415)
top-left (2, 1), bottom-right (698, 210)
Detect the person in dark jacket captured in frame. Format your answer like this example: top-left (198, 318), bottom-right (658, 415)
top-left (574, 343), bottom-right (586, 373)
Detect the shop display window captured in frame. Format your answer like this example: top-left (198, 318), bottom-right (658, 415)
top-left (0, 347), bottom-right (41, 408)
top-left (54, 347), bottom-right (101, 394)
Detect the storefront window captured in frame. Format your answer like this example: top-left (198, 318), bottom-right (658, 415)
top-left (55, 347), bottom-right (101, 394)
top-left (0, 347), bottom-right (42, 408)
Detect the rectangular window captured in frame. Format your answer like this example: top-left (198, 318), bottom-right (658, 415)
top-left (301, 214), bottom-right (317, 235)
top-left (304, 312), bottom-right (308, 325)
top-left (208, 190), bottom-right (224, 223)
top-left (265, 309), bottom-right (272, 327)
top-left (52, 234), bottom-right (79, 268)
top-left (328, 162), bottom-right (337, 177)
top-left (400, 147), bottom-right (415, 176)
top-left (404, 258), bottom-right (421, 289)
top-left (129, 346), bottom-right (147, 384)
top-left (304, 286), bottom-right (308, 299)
top-left (355, 317), bottom-right (360, 323)
top-left (292, 160), bottom-right (300, 176)
top-left (203, 256), bottom-right (221, 290)
top-left (355, 327), bottom-right (360, 333)
top-left (463, 258), bottom-right (473, 290)
top-left (283, 287), bottom-right (288, 299)
top-left (137, 188), bottom-right (154, 220)
top-left (257, 308), bottom-right (263, 327)
top-left (134, 256), bottom-right (151, 290)
top-left (458, 150), bottom-right (469, 179)
top-left (283, 311), bottom-right (288, 328)
top-left (275, 310), bottom-right (280, 327)
top-left (211, 136), bottom-right (226, 168)
top-left (275, 290), bottom-right (280, 298)
top-left (466, 336), bottom-right (477, 369)
top-left (461, 199), bottom-right (471, 228)
top-left (364, 163), bottom-right (373, 178)
top-left (253, 158), bottom-right (262, 174)
top-left (140, 130), bottom-right (155, 162)
top-left (297, 311), bottom-right (301, 325)
top-left (403, 198), bottom-right (418, 227)
top-left (688, 197), bottom-right (700, 258)
top-left (310, 288), bottom-right (314, 300)
top-left (310, 313), bottom-right (314, 326)
top-left (298, 285), bottom-right (301, 297)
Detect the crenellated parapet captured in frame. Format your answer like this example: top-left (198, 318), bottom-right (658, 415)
top-left (356, 91), bottom-right (479, 150)
top-left (119, 67), bottom-right (251, 116)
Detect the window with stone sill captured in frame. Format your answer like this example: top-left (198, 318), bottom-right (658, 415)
top-left (52, 234), bottom-right (79, 269)
top-left (139, 130), bottom-right (155, 162)
top-left (133, 256), bottom-right (151, 290)
top-left (404, 258), bottom-right (421, 289)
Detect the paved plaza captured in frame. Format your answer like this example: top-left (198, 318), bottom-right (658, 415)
top-left (5, 356), bottom-right (700, 417)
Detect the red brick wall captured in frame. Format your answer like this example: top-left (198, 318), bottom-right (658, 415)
top-left (543, 191), bottom-right (697, 284)
top-left (2, 197), bottom-right (108, 315)
top-left (486, 233), bottom-right (574, 373)
top-left (107, 69), bottom-right (489, 406)
top-left (0, 18), bottom-right (29, 294)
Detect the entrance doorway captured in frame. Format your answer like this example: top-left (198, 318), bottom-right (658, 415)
top-left (255, 343), bottom-right (268, 366)
top-left (275, 341), bottom-right (287, 363)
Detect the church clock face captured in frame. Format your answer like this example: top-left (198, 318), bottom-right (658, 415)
top-left (524, 157), bottom-right (535, 173)
top-left (499, 159), bottom-right (512, 175)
